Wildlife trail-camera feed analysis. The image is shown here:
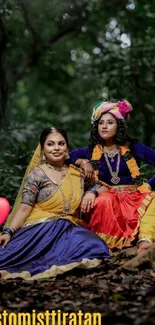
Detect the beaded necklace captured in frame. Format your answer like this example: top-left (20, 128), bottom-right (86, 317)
top-left (91, 144), bottom-right (151, 193)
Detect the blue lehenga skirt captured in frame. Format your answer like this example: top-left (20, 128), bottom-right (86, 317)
top-left (0, 219), bottom-right (110, 280)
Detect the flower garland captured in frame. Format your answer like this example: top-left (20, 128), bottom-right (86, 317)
top-left (91, 144), bottom-right (151, 193)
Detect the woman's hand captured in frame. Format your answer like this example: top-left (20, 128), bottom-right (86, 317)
top-left (81, 192), bottom-right (96, 213)
top-left (80, 160), bottom-right (94, 179)
top-left (74, 159), bottom-right (94, 179)
top-left (0, 233), bottom-right (11, 248)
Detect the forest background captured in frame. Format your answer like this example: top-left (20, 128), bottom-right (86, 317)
top-left (1, 0), bottom-right (155, 206)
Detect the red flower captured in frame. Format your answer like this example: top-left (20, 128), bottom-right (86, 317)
top-left (117, 100), bottom-right (132, 121)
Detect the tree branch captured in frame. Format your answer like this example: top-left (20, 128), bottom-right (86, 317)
top-left (14, 1), bottom-right (88, 83)
top-left (0, 15), bottom-right (9, 126)
top-left (18, 0), bottom-right (38, 42)
top-left (0, 14), bottom-right (7, 51)
top-left (14, 25), bottom-right (77, 82)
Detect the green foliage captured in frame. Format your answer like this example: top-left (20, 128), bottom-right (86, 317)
top-left (0, 0), bottom-right (155, 201)
top-left (0, 127), bottom-right (35, 205)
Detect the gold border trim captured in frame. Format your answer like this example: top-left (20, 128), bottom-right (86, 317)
top-left (111, 185), bottom-right (136, 189)
top-left (0, 258), bottom-right (102, 281)
top-left (23, 216), bottom-right (85, 227)
top-left (96, 193), bottom-right (155, 249)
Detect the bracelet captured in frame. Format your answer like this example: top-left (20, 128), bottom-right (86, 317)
top-left (88, 189), bottom-right (99, 197)
top-left (2, 228), bottom-right (14, 238)
top-left (10, 228), bottom-right (16, 233)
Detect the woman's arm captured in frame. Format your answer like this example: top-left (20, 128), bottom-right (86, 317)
top-left (0, 204), bottom-right (33, 248)
top-left (81, 184), bottom-right (109, 213)
top-left (133, 142), bottom-right (155, 190)
top-left (7, 204), bottom-right (33, 230)
top-left (69, 147), bottom-right (90, 164)
top-left (0, 167), bottom-right (40, 248)
top-left (133, 142), bottom-right (155, 165)
top-left (70, 148), bottom-right (94, 178)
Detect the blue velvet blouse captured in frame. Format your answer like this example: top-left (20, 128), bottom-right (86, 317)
top-left (70, 142), bottom-right (155, 189)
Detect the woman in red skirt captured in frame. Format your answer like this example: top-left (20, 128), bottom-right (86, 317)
top-left (70, 100), bottom-right (155, 253)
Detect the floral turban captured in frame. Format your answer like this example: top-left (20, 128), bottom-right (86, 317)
top-left (91, 100), bottom-right (133, 124)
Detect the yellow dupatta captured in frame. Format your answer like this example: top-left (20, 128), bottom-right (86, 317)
top-left (23, 165), bottom-right (84, 226)
top-left (5, 144), bottom-right (84, 228)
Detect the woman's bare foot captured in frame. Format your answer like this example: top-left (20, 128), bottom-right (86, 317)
top-left (137, 242), bottom-right (155, 255)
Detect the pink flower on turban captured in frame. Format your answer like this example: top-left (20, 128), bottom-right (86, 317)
top-left (117, 100), bottom-right (132, 121)
top-left (91, 99), bottom-right (133, 124)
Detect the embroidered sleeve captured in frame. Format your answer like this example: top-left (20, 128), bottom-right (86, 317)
top-left (21, 167), bottom-right (41, 207)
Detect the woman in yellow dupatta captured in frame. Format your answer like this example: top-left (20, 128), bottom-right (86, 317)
top-left (0, 126), bottom-right (110, 280)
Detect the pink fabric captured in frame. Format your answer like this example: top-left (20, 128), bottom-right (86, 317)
top-left (100, 101), bottom-right (132, 121)
top-left (91, 100), bottom-right (133, 124)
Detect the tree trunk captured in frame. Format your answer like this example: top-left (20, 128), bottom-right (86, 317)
top-left (0, 15), bottom-right (9, 129)
top-left (0, 57), bottom-right (9, 129)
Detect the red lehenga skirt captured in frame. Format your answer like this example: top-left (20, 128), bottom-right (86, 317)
top-left (85, 186), bottom-right (153, 249)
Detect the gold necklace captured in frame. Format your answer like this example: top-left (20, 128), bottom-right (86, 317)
top-left (104, 151), bottom-right (121, 184)
top-left (46, 163), bottom-right (74, 214)
top-left (46, 163), bottom-right (66, 180)
top-left (59, 169), bottom-right (74, 215)
top-left (104, 146), bottom-right (120, 162)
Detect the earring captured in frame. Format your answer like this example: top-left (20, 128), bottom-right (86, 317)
top-left (41, 153), bottom-right (46, 163)
top-left (65, 152), bottom-right (70, 160)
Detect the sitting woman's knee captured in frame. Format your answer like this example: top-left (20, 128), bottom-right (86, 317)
top-left (95, 193), bottom-right (113, 206)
